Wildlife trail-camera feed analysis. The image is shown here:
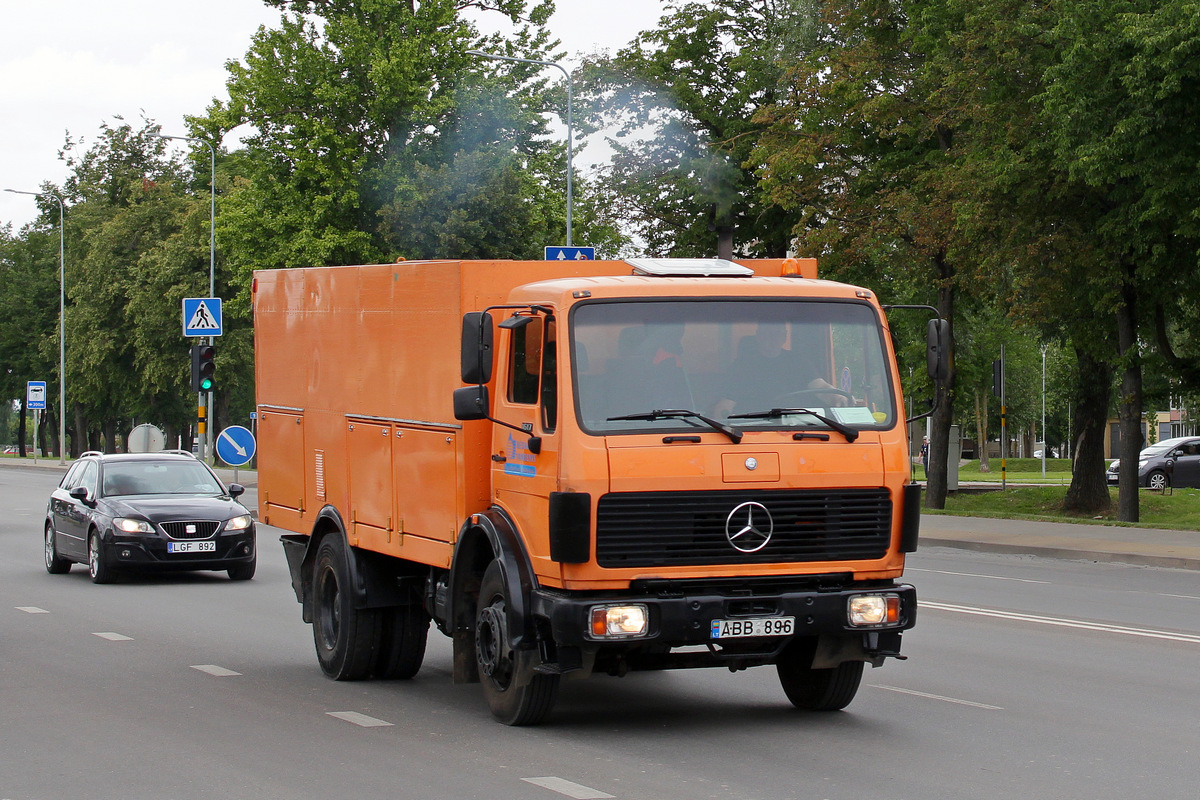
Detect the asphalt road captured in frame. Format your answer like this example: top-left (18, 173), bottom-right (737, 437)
top-left (3, 465), bottom-right (1198, 799)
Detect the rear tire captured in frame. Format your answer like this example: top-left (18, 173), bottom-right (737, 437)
top-left (45, 524), bottom-right (71, 574)
top-left (777, 642), bottom-right (863, 711)
top-left (312, 535), bottom-right (380, 680)
top-left (475, 560), bottom-right (558, 725)
top-left (372, 605), bottom-right (429, 679)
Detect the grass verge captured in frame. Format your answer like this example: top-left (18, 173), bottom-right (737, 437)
top-left (935, 485), bottom-right (1200, 530)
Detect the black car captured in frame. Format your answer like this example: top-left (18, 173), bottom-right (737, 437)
top-left (1105, 436), bottom-right (1200, 490)
top-left (44, 451), bottom-right (256, 583)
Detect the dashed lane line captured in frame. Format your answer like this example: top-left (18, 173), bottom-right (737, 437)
top-left (15, 606), bottom-right (49, 614)
top-left (191, 665), bottom-right (242, 677)
top-left (92, 632), bottom-right (133, 641)
top-left (871, 684), bottom-right (1003, 710)
top-left (521, 777), bottom-right (616, 799)
top-left (922, 600), bottom-right (1200, 644)
top-left (326, 711), bottom-right (393, 728)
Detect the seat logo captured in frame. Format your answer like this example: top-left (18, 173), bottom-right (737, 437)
top-left (725, 501), bottom-right (773, 553)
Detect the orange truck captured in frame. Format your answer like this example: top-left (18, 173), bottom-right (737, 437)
top-left (253, 257), bottom-right (944, 725)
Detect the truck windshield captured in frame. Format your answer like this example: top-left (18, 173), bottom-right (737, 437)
top-left (571, 299), bottom-right (896, 436)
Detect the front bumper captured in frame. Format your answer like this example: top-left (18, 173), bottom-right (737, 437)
top-left (103, 528), bottom-right (256, 571)
top-left (529, 578), bottom-right (916, 673)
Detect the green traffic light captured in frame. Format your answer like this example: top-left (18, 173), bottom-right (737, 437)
top-left (200, 378), bottom-right (213, 391)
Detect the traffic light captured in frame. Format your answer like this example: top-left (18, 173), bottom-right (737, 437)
top-left (190, 344), bottom-right (216, 392)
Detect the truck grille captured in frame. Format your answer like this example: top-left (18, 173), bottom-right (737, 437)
top-left (595, 489), bottom-right (892, 568)
top-left (161, 521), bottom-right (219, 540)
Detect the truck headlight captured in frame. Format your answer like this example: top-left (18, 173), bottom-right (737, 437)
top-left (589, 604), bottom-right (649, 639)
top-left (848, 594), bottom-right (902, 627)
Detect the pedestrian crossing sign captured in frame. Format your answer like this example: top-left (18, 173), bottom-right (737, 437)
top-left (183, 297), bottom-right (223, 337)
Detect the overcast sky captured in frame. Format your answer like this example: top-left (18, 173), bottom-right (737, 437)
top-left (0, 0), bottom-right (664, 228)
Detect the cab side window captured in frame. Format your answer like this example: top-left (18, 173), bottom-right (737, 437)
top-left (508, 318), bottom-right (542, 406)
top-left (541, 319), bottom-right (557, 433)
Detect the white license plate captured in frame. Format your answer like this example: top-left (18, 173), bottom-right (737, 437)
top-left (167, 541), bottom-right (216, 554)
top-left (710, 616), bottom-right (795, 639)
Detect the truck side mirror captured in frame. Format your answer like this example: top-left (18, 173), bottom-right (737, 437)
top-left (926, 318), bottom-right (950, 382)
top-left (461, 311), bottom-right (494, 384)
top-left (453, 385), bottom-right (490, 421)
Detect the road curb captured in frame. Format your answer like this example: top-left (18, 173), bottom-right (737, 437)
top-left (920, 536), bottom-right (1200, 571)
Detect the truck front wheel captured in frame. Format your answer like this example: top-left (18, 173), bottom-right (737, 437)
top-left (474, 561), bottom-right (558, 725)
top-left (313, 535), bottom-right (380, 680)
top-left (776, 642), bottom-right (863, 711)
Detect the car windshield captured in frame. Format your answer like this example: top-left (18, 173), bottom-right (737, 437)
top-left (101, 461), bottom-right (224, 497)
top-left (1141, 440), bottom-right (1187, 458)
top-left (571, 299), bottom-right (896, 435)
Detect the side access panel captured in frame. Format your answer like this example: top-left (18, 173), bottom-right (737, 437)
top-left (258, 408), bottom-right (306, 531)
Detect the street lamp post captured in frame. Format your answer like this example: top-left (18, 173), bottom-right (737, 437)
top-left (4, 188), bottom-right (67, 465)
top-left (156, 133), bottom-right (216, 462)
top-left (466, 50), bottom-right (573, 246)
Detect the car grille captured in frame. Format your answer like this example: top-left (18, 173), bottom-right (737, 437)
top-left (161, 521), bottom-right (220, 540)
top-left (595, 488), bottom-right (892, 568)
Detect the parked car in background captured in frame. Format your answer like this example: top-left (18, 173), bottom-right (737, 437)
top-left (1106, 436), bottom-right (1200, 489)
top-left (43, 451), bottom-right (256, 583)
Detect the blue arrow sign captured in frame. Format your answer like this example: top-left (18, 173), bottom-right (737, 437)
top-left (183, 297), bottom-right (223, 337)
top-left (215, 425), bottom-right (256, 467)
top-left (545, 246), bottom-right (595, 261)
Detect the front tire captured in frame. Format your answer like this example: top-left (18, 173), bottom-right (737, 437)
top-left (45, 525), bottom-right (71, 574)
top-left (1147, 470), bottom-right (1169, 490)
top-left (474, 560), bottom-right (558, 726)
top-left (777, 641), bottom-right (863, 711)
top-left (88, 531), bottom-right (114, 584)
top-left (227, 555), bottom-right (256, 581)
top-left (312, 535), bottom-right (380, 680)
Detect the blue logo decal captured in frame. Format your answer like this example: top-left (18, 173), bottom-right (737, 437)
top-left (503, 433), bottom-right (538, 476)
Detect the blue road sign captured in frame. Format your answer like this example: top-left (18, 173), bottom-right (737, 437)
top-left (26, 381), bottom-right (47, 410)
top-left (544, 246), bottom-right (595, 261)
top-left (183, 297), bottom-right (223, 337)
top-left (215, 425), bottom-right (256, 467)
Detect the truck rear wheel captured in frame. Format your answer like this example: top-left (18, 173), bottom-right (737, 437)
top-left (372, 605), bottom-right (429, 679)
top-left (475, 560), bottom-right (558, 725)
top-left (313, 535), bottom-right (380, 680)
top-left (776, 644), bottom-right (863, 711)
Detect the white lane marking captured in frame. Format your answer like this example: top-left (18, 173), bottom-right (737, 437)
top-left (923, 601), bottom-right (1200, 644)
top-left (909, 568), bottom-right (1049, 584)
top-left (522, 777), bottom-right (616, 800)
top-left (1161, 593), bottom-right (1200, 601)
top-left (16, 606), bottom-right (49, 614)
top-left (92, 632), bottom-right (133, 641)
top-left (871, 684), bottom-right (1003, 710)
top-left (191, 665), bottom-right (241, 677)
top-left (326, 711), bottom-right (393, 728)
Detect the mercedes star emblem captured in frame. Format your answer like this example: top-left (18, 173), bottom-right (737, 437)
top-left (725, 501), bottom-right (774, 553)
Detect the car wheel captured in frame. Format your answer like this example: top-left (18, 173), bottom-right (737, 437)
top-left (44, 524), bottom-right (71, 574)
top-left (776, 639), bottom-right (863, 711)
top-left (227, 555), bottom-right (256, 581)
top-left (88, 531), bottom-right (114, 584)
top-left (475, 560), bottom-right (558, 726)
top-left (372, 605), bottom-right (430, 680)
top-left (312, 535), bottom-right (380, 680)
top-left (1147, 470), bottom-right (1169, 490)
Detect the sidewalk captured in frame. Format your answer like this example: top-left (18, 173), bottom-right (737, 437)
top-left (920, 513), bottom-right (1200, 571)
top-left (4, 458), bottom-right (1196, 570)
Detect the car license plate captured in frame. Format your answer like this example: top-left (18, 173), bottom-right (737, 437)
top-left (710, 616), bottom-right (795, 639)
top-left (167, 541), bottom-right (216, 554)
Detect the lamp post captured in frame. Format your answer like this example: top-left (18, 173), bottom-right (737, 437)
top-left (1041, 345), bottom-right (1047, 478)
top-left (156, 133), bottom-right (216, 462)
top-left (466, 50), bottom-right (573, 246)
top-left (4, 188), bottom-right (67, 465)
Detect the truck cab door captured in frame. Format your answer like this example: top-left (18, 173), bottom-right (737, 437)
top-left (491, 314), bottom-right (560, 565)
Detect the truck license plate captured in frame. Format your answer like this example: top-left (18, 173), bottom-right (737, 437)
top-left (710, 616), bottom-right (795, 639)
top-left (167, 541), bottom-right (216, 554)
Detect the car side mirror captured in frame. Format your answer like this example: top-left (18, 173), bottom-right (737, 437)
top-left (228, 483), bottom-right (245, 498)
top-left (69, 486), bottom-right (89, 501)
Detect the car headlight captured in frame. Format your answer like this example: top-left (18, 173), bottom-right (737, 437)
top-left (848, 594), bottom-right (902, 627)
top-left (114, 517), bottom-right (154, 533)
top-left (225, 514), bottom-right (253, 531)
top-left (1138, 460), bottom-right (1148, 469)
top-left (588, 604), bottom-right (649, 639)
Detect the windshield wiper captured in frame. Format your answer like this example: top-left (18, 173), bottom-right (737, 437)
top-left (607, 409), bottom-right (743, 444)
top-left (728, 408), bottom-right (859, 442)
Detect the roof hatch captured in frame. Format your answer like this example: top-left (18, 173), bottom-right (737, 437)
top-left (624, 258), bottom-right (754, 277)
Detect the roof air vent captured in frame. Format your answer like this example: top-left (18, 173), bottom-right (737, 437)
top-left (624, 258), bottom-right (754, 277)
